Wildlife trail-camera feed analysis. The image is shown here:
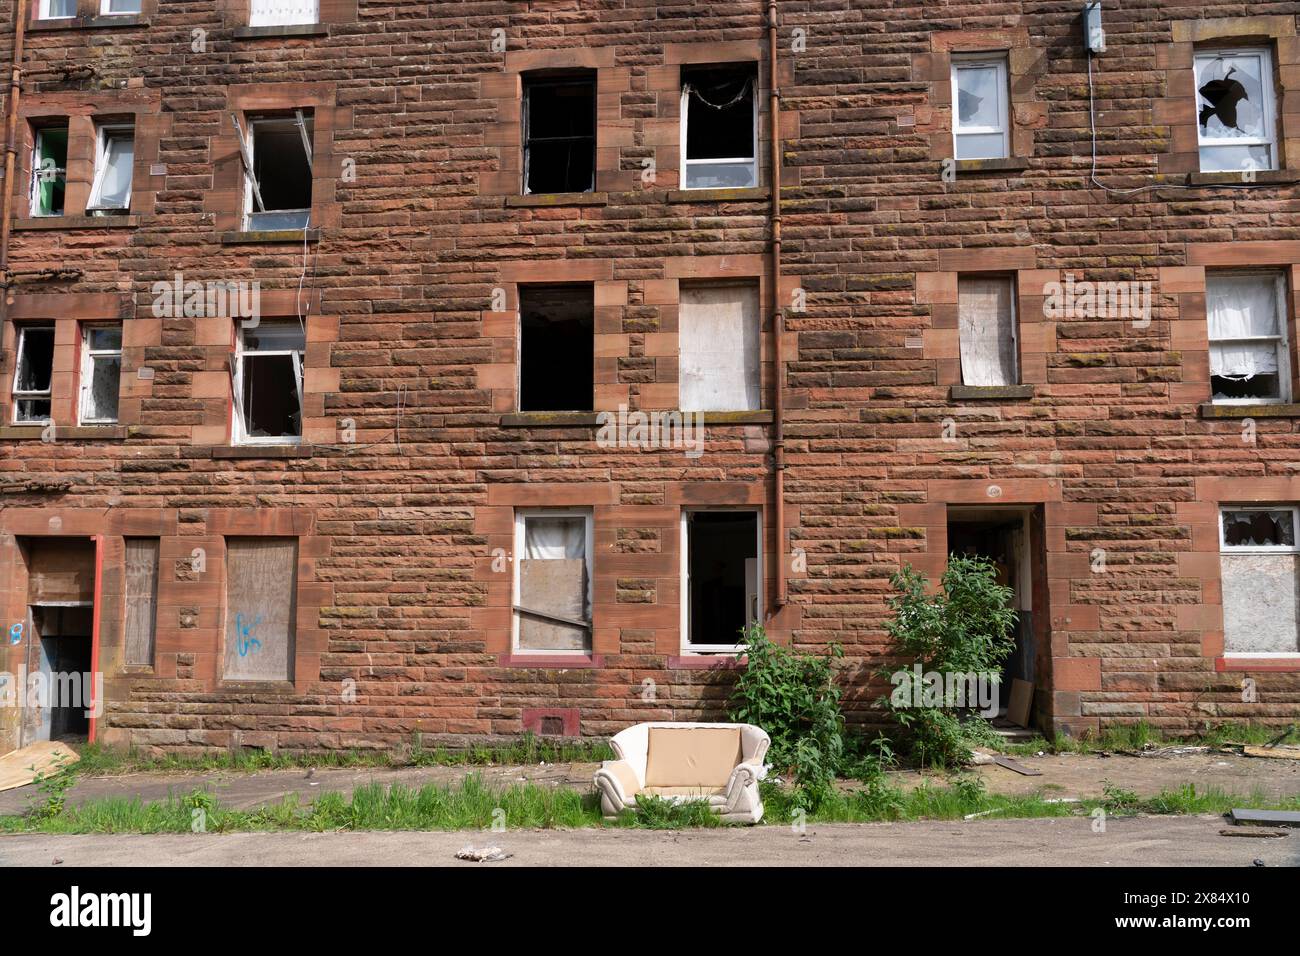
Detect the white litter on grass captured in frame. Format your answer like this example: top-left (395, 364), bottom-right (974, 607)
top-left (963, 798), bottom-right (1081, 821)
top-left (455, 845), bottom-right (512, 863)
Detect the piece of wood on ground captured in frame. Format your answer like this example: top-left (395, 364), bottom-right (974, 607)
top-left (1229, 808), bottom-right (1300, 828)
top-left (991, 754), bottom-right (1042, 776)
top-left (1007, 679), bottom-right (1033, 728)
top-left (1219, 827), bottom-right (1290, 838)
top-left (0, 740), bottom-right (80, 792)
top-left (1242, 745), bottom-right (1300, 761)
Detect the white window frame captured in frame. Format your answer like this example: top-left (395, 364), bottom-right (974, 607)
top-left (29, 126), bottom-right (68, 218)
top-left (78, 323), bottom-right (122, 425)
top-left (1194, 48), bottom-right (1278, 174)
top-left (37, 0), bottom-right (76, 20)
top-left (99, 0), bottom-right (143, 15)
top-left (951, 55), bottom-right (1010, 161)
top-left (241, 114), bottom-right (313, 232)
top-left (679, 507), bottom-right (762, 655)
top-left (1219, 505), bottom-right (1300, 659)
top-left (1207, 271), bottom-right (1291, 406)
top-left (511, 508), bottom-right (594, 656)
top-left (86, 123), bottom-right (135, 214)
top-left (249, 0), bottom-right (319, 27)
top-left (231, 321), bottom-right (305, 446)
top-left (11, 324), bottom-right (55, 424)
top-left (679, 69), bottom-right (759, 191)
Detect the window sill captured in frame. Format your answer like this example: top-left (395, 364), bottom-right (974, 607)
top-left (507, 193), bottom-right (607, 208)
top-left (233, 24), bottom-right (329, 39)
top-left (1216, 656), bottom-right (1300, 673)
top-left (951, 385), bottom-right (1034, 401)
top-left (666, 654), bottom-right (747, 670)
top-left (15, 215), bottom-right (139, 230)
top-left (500, 412), bottom-right (600, 427)
top-left (497, 653), bottom-right (603, 669)
top-left (220, 228), bottom-right (321, 244)
top-left (211, 445), bottom-right (314, 459)
top-left (215, 680), bottom-right (297, 693)
top-left (1200, 403), bottom-right (1300, 419)
top-left (667, 187), bottom-right (769, 203)
top-left (0, 425), bottom-right (127, 440)
top-left (27, 15), bottom-right (148, 31)
top-left (955, 157), bottom-right (1031, 174)
top-left (1187, 171), bottom-right (1300, 187)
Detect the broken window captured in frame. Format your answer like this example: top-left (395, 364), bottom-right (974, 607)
top-left (223, 537), bottom-right (298, 681)
top-left (951, 56), bottom-right (1010, 160)
top-left (1207, 272), bottom-right (1289, 403)
top-left (958, 275), bottom-right (1018, 386)
top-left (30, 125), bottom-right (67, 217)
top-left (101, 0), bottom-right (142, 14)
top-left (12, 325), bottom-right (54, 424)
top-left (1195, 50), bottom-right (1277, 173)
top-left (87, 124), bottom-right (134, 215)
top-left (679, 282), bottom-right (760, 411)
top-left (79, 324), bottom-right (122, 424)
top-left (684, 511), bottom-right (760, 651)
top-left (250, 0), bottom-right (318, 26)
top-left (518, 285), bottom-right (593, 411)
top-left (523, 73), bottom-right (596, 194)
top-left (123, 538), bottom-right (159, 666)
top-left (513, 510), bottom-right (592, 653)
top-left (1220, 506), bottom-right (1300, 656)
top-left (232, 319), bottom-right (305, 443)
top-left (38, 0), bottom-right (75, 18)
top-left (236, 112), bottom-right (313, 231)
top-left (681, 65), bottom-right (757, 189)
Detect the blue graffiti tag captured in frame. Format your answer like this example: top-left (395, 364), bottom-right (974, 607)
top-left (8, 622), bottom-right (21, 645)
top-left (234, 612), bottom-right (263, 657)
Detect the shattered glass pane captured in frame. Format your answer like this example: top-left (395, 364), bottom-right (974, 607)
top-left (1198, 54), bottom-right (1266, 140)
top-left (955, 65), bottom-right (1000, 128)
top-left (87, 355), bottom-right (121, 421)
top-left (1223, 509), bottom-right (1295, 548)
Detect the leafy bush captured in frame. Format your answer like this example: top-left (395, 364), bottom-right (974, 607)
top-left (879, 555), bottom-right (1017, 767)
top-left (728, 623), bottom-right (844, 810)
top-left (26, 756), bottom-right (75, 822)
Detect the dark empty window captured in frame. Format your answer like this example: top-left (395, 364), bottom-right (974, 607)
top-left (13, 325), bottom-right (55, 423)
top-left (681, 65), bottom-right (757, 189)
top-left (233, 320), bottom-right (305, 443)
top-left (242, 112), bottom-right (313, 231)
top-left (523, 73), bottom-right (596, 195)
top-left (686, 511), bottom-right (760, 649)
top-left (519, 285), bottom-right (594, 411)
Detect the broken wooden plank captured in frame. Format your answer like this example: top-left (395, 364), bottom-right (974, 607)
top-left (991, 754), bottom-right (1042, 776)
top-left (0, 740), bottom-right (80, 792)
top-left (1007, 679), bottom-right (1033, 728)
top-left (1242, 745), bottom-right (1300, 761)
top-left (1219, 828), bottom-right (1290, 838)
top-left (1230, 808), bottom-right (1300, 828)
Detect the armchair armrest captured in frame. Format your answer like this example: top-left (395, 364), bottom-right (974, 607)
top-left (721, 758), bottom-right (767, 812)
top-left (594, 759), bottom-right (642, 815)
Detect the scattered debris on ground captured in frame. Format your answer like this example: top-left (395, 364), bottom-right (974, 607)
top-left (0, 741), bottom-right (80, 793)
top-left (455, 845), bottom-right (512, 862)
top-left (1219, 827), bottom-right (1289, 838)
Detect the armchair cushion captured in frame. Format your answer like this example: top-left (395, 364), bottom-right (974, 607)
top-left (644, 727), bottom-right (743, 789)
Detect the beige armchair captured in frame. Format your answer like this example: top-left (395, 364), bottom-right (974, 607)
top-left (594, 722), bottom-right (770, 824)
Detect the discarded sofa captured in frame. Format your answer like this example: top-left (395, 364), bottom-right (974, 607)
top-left (593, 721), bottom-right (770, 824)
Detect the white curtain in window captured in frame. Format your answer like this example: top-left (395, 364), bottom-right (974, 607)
top-left (1207, 275), bottom-right (1278, 379)
top-left (958, 276), bottom-right (1017, 386)
top-left (524, 517), bottom-right (585, 560)
top-left (95, 135), bottom-right (134, 209)
top-left (250, 0), bottom-right (319, 26)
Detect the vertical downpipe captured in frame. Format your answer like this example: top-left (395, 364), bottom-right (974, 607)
top-left (768, 0), bottom-right (788, 611)
top-left (0, 0), bottom-right (28, 308)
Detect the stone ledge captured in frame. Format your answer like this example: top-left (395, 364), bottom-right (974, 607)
top-left (210, 445), bottom-right (315, 459)
top-left (1187, 170), bottom-right (1300, 187)
top-left (27, 14), bottom-right (148, 31)
top-left (497, 653), bottom-right (603, 669)
top-left (15, 215), bottom-right (139, 230)
top-left (500, 412), bottom-right (600, 427)
top-left (955, 157), bottom-right (1031, 174)
top-left (1199, 403), bottom-right (1300, 419)
top-left (951, 384), bottom-right (1035, 401)
top-left (666, 654), bottom-right (747, 670)
top-left (506, 192), bottom-right (607, 208)
top-left (667, 186), bottom-right (769, 203)
top-left (233, 24), bottom-right (330, 39)
top-left (702, 410), bottom-right (773, 424)
top-left (220, 228), bottom-right (321, 244)
top-left (0, 425), bottom-right (127, 440)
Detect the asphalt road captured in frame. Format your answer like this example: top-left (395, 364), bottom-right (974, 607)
top-left (1, 815), bottom-right (1296, 867)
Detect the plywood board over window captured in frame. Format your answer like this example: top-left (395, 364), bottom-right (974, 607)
top-left (123, 538), bottom-right (159, 666)
top-left (223, 538), bottom-right (298, 681)
top-left (1220, 507), bottom-right (1300, 656)
top-left (679, 282), bottom-right (760, 412)
top-left (958, 275), bottom-right (1018, 386)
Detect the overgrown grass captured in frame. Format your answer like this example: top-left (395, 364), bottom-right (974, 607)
top-left (71, 733), bottom-right (615, 778)
top-left (5, 773), bottom-right (1299, 835)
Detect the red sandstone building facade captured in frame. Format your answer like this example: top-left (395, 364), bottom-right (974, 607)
top-left (1, 1), bottom-right (1298, 756)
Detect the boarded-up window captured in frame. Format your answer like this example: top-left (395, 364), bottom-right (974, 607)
top-left (224, 538), bottom-right (297, 681)
top-left (1220, 507), bottom-right (1300, 655)
top-left (123, 538), bottom-right (159, 666)
top-left (679, 283), bottom-right (760, 412)
top-left (514, 511), bottom-right (591, 652)
top-left (958, 275), bottom-right (1018, 387)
